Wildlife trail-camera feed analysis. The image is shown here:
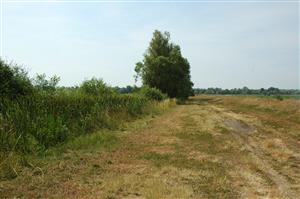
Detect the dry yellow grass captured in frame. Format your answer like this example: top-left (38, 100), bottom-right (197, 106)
top-left (1, 95), bottom-right (299, 198)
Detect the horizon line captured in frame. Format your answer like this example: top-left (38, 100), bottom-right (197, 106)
top-left (2, 0), bottom-right (300, 3)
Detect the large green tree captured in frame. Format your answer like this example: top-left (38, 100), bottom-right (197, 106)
top-left (135, 30), bottom-right (193, 99)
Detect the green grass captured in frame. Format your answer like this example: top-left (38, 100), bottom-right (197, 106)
top-left (0, 97), bottom-right (175, 180)
top-left (253, 95), bottom-right (300, 100)
top-left (142, 152), bottom-right (172, 167)
top-left (282, 95), bottom-right (300, 100)
top-left (0, 93), bottom-right (153, 153)
top-left (47, 131), bottom-right (120, 155)
top-left (0, 130), bottom-right (120, 180)
top-left (140, 112), bottom-right (238, 198)
top-left (142, 151), bottom-right (220, 170)
top-left (141, 151), bottom-right (237, 199)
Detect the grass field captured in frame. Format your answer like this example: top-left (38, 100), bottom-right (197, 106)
top-left (249, 95), bottom-right (300, 100)
top-left (1, 95), bottom-right (299, 198)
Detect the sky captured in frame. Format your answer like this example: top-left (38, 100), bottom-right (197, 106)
top-left (1, 1), bottom-right (299, 89)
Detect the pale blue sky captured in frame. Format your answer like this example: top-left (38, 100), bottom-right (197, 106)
top-left (1, 1), bottom-right (299, 89)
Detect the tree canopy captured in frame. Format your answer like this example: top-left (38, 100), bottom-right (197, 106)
top-left (135, 30), bottom-right (193, 99)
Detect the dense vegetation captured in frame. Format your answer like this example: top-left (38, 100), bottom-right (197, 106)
top-left (0, 59), bottom-right (167, 159)
top-left (135, 30), bottom-right (193, 100)
top-left (194, 87), bottom-right (300, 96)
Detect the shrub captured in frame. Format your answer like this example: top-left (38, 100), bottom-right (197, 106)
top-left (0, 59), bottom-right (33, 99)
top-left (34, 115), bottom-right (69, 148)
top-left (138, 86), bottom-right (167, 101)
top-left (32, 73), bottom-right (60, 92)
top-left (0, 62), bottom-right (164, 156)
top-left (275, 95), bottom-right (284, 101)
top-left (80, 78), bottom-right (115, 96)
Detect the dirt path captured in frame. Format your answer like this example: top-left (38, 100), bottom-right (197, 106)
top-left (223, 112), bottom-right (298, 199)
top-left (1, 96), bottom-right (299, 198)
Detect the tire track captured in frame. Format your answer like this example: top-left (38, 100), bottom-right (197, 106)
top-left (222, 109), bottom-right (298, 199)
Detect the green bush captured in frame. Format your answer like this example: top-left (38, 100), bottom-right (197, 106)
top-left (274, 95), bottom-right (284, 101)
top-left (34, 115), bottom-right (69, 148)
top-left (32, 73), bottom-right (60, 92)
top-left (0, 59), bottom-right (33, 99)
top-left (80, 78), bottom-right (115, 96)
top-left (138, 86), bottom-right (167, 101)
top-left (0, 61), bottom-right (164, 156)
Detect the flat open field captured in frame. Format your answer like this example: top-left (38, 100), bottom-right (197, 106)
top-left (1, 96), bottom-right (300, 198)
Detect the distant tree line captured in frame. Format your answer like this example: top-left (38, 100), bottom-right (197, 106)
top-left (113, 85), bottom-right (139, 94)
top-left (193, 86), bottom-right (300, 96)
